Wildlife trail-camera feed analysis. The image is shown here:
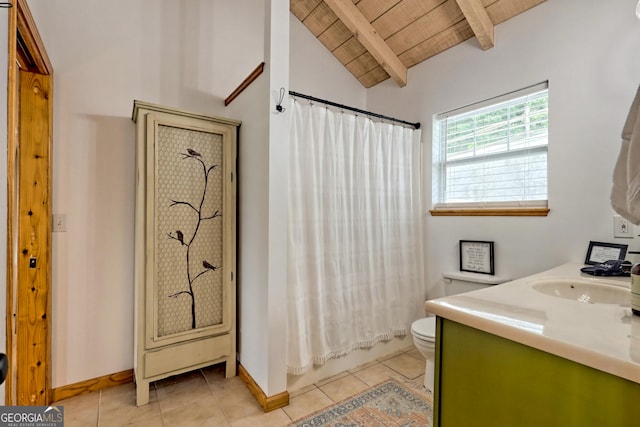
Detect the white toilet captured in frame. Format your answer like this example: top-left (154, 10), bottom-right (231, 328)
top-left (411, 317), bottom-right (437, 391)
top-left (411, 272), bottom-right (509, 392)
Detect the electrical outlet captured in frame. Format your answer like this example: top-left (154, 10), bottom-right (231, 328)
top-left (53, 214), bottom-right (67, 232)
top-left (614, 215), bottom-right (633, 238)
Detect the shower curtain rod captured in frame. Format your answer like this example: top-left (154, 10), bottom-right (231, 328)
top-left (289, 90), bottom-right (421, 130)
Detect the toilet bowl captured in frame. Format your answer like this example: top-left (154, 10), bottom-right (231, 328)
top-left (411, 317), bottom-right (436, 391)
top-left (411, 272), bottom-right (511, 392)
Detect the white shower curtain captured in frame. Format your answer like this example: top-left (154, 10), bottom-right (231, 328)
top-left (287, 98), bottom-right (425, 375)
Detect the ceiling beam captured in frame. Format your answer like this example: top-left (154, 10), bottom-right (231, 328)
top-left (323, 0), bottom-right (407, 87)
top-left (455, 0), bottom-right (495, 50)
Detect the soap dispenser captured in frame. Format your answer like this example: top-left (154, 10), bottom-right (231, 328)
top-left (631, 263), bottom-right (640, 315)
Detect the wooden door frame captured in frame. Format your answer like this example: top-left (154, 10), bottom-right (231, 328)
top-left (6, 0), bottom-right (53, 405)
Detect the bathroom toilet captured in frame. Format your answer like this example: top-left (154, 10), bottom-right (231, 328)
top-left (411, 317), bottom-right (436, 391)
top-left (411, 273), bottom-right (510, 392)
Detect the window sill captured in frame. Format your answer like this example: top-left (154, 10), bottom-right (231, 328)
top-left (429, 208), bottom-right (550, 217)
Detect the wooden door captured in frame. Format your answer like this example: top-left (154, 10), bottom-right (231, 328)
top-left (6, 0), bottom-right (53, 405)
top-left (14, 70), bottom-right (52, 405)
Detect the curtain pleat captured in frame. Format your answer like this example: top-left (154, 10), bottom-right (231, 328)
top-left (287, 99), bottom-right (425, 375)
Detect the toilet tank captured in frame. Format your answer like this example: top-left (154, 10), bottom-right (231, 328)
top-left (442, 271), bottom-right (511, 296)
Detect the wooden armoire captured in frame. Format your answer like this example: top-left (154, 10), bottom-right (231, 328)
top-left (132, 101), bottom-right (239, 406)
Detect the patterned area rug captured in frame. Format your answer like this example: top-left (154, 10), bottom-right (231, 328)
top-left (289, 378), bottom-right (433, 426)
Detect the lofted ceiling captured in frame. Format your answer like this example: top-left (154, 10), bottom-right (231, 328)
top-left (291, 0), bottom-right (547, 88)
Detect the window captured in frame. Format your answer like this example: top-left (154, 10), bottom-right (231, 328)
top-left (431, 82), bottom-right (549, 215)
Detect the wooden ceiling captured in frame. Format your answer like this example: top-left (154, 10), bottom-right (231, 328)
top-left (291, 0), bottom-right (546, 88)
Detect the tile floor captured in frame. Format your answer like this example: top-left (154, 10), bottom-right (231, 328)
top-left (54, 346), bottom-right (428, 426)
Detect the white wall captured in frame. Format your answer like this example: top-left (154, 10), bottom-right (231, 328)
top-left (225, 70), bottom-right (271, 393)
top-left (366, 1), bottom-right (640, 300)
top-left (0, 10), bottom-right (8, 404)
top-left (264, 1), bottom-right (290, 397)
top-left (289, 14), bottom-right (366, 108)
top-left (27, 0), bottom-right (265, 388)
top-left (223, 0), bottom-right (290, 397)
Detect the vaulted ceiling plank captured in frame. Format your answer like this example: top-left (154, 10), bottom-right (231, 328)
top-left (482, 0), bottom-right (502, 7)
top-left (318, 19), bottom-right (354, 51)
top-left (486, 0), bottom-right (546, 24)
top-left (333, 37), bottom-right (368, 65)
top-left (290, 0), bottom-right (323, 22)
top-left (323, 0), bottom-right (407, 87)
top-left (385, 0), bottom-right (464, 55)
top-left (454, 0), bottom-right (494, 49)
top-left (358, 66), bottom-right (390, 88)
top-left (345, 51), bottom-right (380, 77)
top-left (303, 1), bottom-right (339, 37)
top-left (371, 0), bottom-right (447, 40)
top-left (356, 0), bottom-right (404, 22)
top-left (398, 20), bottom-right (475, 68)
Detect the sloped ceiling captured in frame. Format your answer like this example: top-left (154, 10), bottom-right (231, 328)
top-left (291, 0), bottom-right (546, 88)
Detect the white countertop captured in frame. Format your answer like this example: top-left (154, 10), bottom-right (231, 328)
top-left (424, 262), bottom-right (640, 384)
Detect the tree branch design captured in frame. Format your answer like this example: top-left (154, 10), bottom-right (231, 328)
top-left (167, 148), bottom-right (221, 329)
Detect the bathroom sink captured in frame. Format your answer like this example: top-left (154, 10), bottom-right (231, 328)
top-left (531, 279), bottom-right (630, 305)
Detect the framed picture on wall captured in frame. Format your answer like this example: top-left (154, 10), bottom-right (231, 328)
top-left (584, 241), bottom-right (628, 265)
top-left (459, 240), bottom-right (495, 275)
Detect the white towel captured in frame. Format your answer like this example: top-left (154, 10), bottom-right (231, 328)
top-left (611, 85), bottom-right (640, 224)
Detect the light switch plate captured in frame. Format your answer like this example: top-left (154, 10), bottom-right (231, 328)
top-left (614, 215), bottom-right (633, 238)
top-left (53, 214), bottom-right (67, 232)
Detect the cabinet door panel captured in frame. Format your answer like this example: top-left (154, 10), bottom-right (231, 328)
top-left (435, 318), bottom-right (640, 427)
top-left (145, 113), bottom-right (233, 349)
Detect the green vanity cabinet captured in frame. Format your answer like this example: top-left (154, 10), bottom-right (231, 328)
top-left (433, 317), bottom-right (640, 426)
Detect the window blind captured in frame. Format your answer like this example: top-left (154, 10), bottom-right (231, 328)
top-left (433, 82), bottom-right (549, 209)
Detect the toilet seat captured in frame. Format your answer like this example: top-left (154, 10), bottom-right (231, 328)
top-left (411, 317), bottom-right (436, 341)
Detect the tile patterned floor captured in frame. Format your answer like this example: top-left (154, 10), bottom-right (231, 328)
top-left (54, 346), bottom-right (427, 426)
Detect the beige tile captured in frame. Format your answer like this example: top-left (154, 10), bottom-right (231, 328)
top-left (155, 371), bottom-right (213, 414)
top-left (161, 395), bottom-right (229, 427)
top-left (282, 388), bottom-right (333, 421)
top-left (53, 353), bottom-right (434, 427)
top-left (214, 378), bottom-right (264, 422)
top-left (99, 382), bottom-right (161, 426)
top-left (376, 348), bottom-right (408, 362)
top-left (406, 347), bottom-right (426, 361)
top-left (101, 381), bottom-right (159, 405)
top-left (318, 374), bottom-right (369, 402)
top-left (201, 363), bottom-right (227, 386)
top-left (352, 362), bottom-right (402, 386)
top-left (230, 408), bottom-right (291, 427)
top-left (381, 352), bottom-right (425, 379)
top-left (206, 373), bottom-right (247, 395)
top-left (288, 383), bottom-right (317, 399)
top-left (313, 370), bottom-right (350, 388)
top-left (55, 391), bottom-right (99, 427)
top-left (127, 414), bottom-right (164, 427)
top-left (154, 370), bottom-right (204, 389)
top-left (347, 359), bottom-right (379, 374)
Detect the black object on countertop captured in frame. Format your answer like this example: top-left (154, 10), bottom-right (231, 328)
top-left (580, 259), bottom-right (632, 277)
